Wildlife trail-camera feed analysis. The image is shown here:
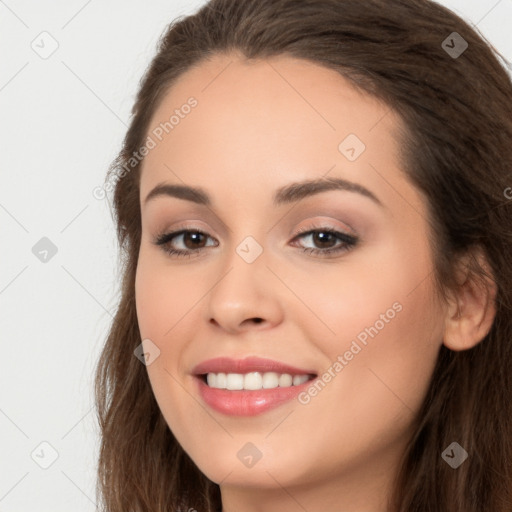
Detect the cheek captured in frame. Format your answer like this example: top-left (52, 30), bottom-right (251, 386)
top-left (289, 231), bottom-right (441, 352)
top-left (304, 233), bottom-right (444, 412)
top-left (134, 251), bottom-right (204, 408)
top-left (134, 256), bottom-right (197, 433)
top-left (287, 275), bottom-right (443, 473)
top-left (135, 252), bottom-right (198, 341)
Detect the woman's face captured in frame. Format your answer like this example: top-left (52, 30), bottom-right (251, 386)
top-left (135, 53), bottom-right (447, 507)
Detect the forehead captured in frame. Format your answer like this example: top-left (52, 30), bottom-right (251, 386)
top-left (139, 52), bottom-right (417, 214)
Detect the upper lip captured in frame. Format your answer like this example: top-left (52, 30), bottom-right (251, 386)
top-left (192, 356), bottom-right (317, 376)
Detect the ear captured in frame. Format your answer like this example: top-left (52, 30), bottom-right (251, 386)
top-left (442, 247), bottom-right (497, 351)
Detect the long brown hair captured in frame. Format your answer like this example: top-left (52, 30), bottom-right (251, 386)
top-left (94, 1), bottom-right (512, 510)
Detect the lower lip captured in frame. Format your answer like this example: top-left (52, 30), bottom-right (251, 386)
top-left (195, 375), bottom-right (316, 416)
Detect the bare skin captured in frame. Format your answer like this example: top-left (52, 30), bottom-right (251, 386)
top-left (135, 53), bottom-right (496, 512)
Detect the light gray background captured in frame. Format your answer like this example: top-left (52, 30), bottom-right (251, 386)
top-left (1, 1), bottom-right (511, 510)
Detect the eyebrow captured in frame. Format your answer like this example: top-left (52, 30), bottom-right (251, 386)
top-left (143, 176), bottom-right (383, 208)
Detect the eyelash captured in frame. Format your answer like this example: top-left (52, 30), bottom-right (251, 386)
top-left (153, 223), bottom-right (359, 259)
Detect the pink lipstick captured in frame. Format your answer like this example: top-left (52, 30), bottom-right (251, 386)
top-left (192, 356), bottom-right (317, 416)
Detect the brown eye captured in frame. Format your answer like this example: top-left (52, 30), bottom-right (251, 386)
top-left (310, 231), bottom-right (338, 249)
top-left (154, 229), bottom-right (217, 258)
top-left (291, 227), bottom-right (359, 257)
top-left (181, 231), bottom-right (208, 249)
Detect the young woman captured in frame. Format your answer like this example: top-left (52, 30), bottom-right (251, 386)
top-left (94, 1), bottom-right (512, 510)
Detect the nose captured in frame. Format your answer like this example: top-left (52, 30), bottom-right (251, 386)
top-left (204, 247), bottom-right (285, 334)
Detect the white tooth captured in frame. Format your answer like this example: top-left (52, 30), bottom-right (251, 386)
top-left (226, 373), bottom-right (244, 390)
top-left (216, 372), bottom-right (227, 388)
top-left (262, 372), bottom-right (280, 389)
top-left (278, 373), bottom-right (293, 387)
top-left (244, 372), bottom-right (263, 390)
top-left (293, 375), bottom-right (309, 386)
top-left (206, 372), bottom-right (311, 390)
top-left (206, 373), bottom-right (217, 388)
